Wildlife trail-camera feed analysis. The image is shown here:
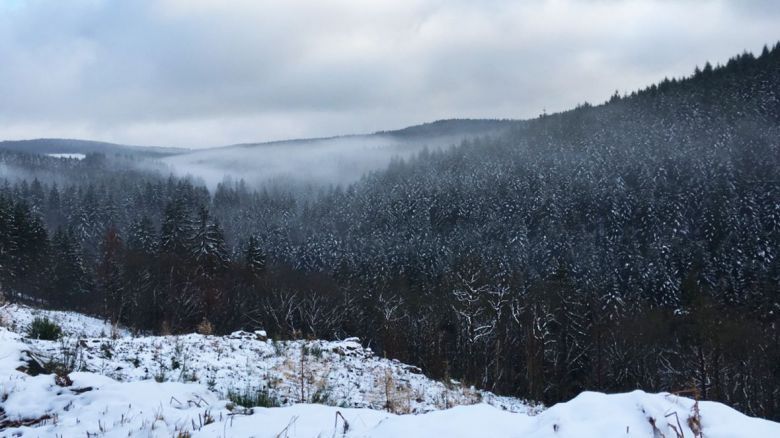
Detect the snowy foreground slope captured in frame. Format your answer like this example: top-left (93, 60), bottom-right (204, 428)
top-left (1, 305), bottom-right (779, 437)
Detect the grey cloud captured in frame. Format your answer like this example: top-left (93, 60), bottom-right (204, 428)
top-left (0, 0), bottom-right (778, 148)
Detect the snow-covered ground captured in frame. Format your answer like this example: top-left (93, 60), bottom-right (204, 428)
top-left (1, 303), bottom-right (778, 437)
top-left (0, 304), bottom-right (129, 339)
top-left (0, 304), bottom-right (529, 414)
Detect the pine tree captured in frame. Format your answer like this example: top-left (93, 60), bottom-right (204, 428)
top-left (97, 226), bottom-right (125, 323)
top-left (49, 227), bottom-right (90, 308)
top-left (8, 201), bottom-right (50, 298)
top-left (244, 235), bottom-right (266, 277)
top-left (0, 196), bottom-right (16, 292)
top-left (190, 206), bottom-right (229, 279)
top-left (29, 178), bottom-right (45, 213)
top-left (124, 215), bottom-right (159, 329)
top-left (160, 198), bottom-right (191, 256)
top-left (127, 216), bottom-right (158, 254)
top-left (46, 183), bottom-right (64, 229)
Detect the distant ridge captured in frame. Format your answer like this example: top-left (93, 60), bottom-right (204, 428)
top-left (375, 118), bottom-right (516, 139)
top-left (0, 119), bottom-right (515, 155)
top-left (213, 118), bottom-right (516, 151)
top-left (0, 138), bottom-right (186, 157)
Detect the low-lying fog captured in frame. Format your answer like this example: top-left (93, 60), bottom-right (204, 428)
top-left (0, 121), bottom-right (512, 192)
top-left (162, 123), bottom-right (511, 189)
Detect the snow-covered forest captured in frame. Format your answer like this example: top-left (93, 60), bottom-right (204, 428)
top-left (1, 42), bottom-right (779, 434)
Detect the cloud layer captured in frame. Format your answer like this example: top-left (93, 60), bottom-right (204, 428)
top-left (0, 0), bottom-right (778, 147)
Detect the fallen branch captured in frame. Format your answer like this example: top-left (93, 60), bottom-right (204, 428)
top-left (0, 413), bottom-right (54, 430)
top-left (70, 386), bottom-right (93, 394)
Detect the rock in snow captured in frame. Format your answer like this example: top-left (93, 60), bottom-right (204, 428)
top-left (1, 304), bottom-right (778, 437)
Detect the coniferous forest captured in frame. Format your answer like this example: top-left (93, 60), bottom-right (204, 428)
top-left (1, 45), bottom-right (779, 419)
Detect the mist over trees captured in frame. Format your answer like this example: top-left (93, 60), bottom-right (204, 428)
top-left (1, 45), bottom-right (779, 419)
top-left (160, 119), bottom-right (512, 189)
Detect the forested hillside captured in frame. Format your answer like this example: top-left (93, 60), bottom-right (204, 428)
top-left (1, 44), bottom-right (778, 419)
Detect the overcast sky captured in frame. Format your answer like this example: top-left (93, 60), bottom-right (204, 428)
top-left (0, 0), bottom-right (777, 148)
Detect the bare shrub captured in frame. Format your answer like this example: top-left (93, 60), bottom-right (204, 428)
top-left (196, 318), bottom-right (214, 335)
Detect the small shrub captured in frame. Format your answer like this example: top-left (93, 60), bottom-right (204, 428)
top-left (271, 338), bottom-right (284, 355)
top-left (226, 386), bottom-right (280, 408)
top-left (304, 344), bottom-right (323, 358)
top-left (28, 317), bottom-right (62, 340)
top-left (53, 338), bottom-right (84, 374)
top-left (109, 323), bottom-right (119, 339)
top-left (196, 318), bottom-right (214, 335)
top-left (100, 342), bottom-right (113, 359)
top-left (43, 356), bottom-right (74, 382)
top-left (54, 370), bottom-right (73, 387)
top-left (311, 386), bottom-right (332, 405)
